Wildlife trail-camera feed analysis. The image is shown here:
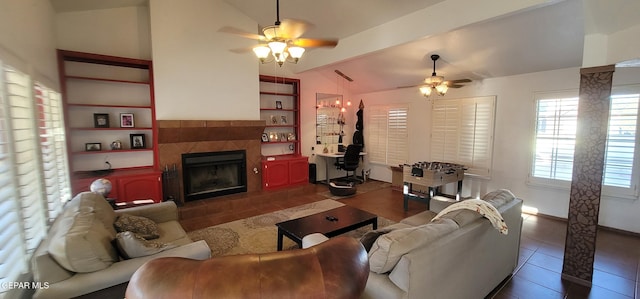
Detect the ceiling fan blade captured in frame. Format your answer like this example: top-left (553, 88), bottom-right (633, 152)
top-left (218, 26), bottom-right (266, 41)
top-left (448, 79), bottom-right (472, 84)
top-left (447, 84), bottom-right (465, 88)
top-left (396, 84), bottom-right (422, 89)
top-left (279, 19), bottom-right (311, 39)
top-left (292, 38), bottom-right (338, 48)
top-left (229, 46), bottom-right (254, 54)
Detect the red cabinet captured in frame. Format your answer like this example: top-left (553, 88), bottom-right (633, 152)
top-left (262, 155), bottom-right (309, 190)
top-left (71, 169), bottom-right (162, 203)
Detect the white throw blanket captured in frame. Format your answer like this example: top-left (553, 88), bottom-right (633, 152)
top-left (431, 199), bottom-right (508, 234)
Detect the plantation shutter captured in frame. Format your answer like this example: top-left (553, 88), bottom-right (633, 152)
top-left (367, 105), bottom-right (409, 166)
top-left (387, 107), bottom-right (408, 166)
top-left (0, 63), bottom-right (29, 293)
top-left (35, 84), bottom-right (70, 222)
top-left (5, 67), bottom-right (47, 253)
top-left (431, 96), bottom-right (496, 176)
top-left (368, 106), bottom-right (388, 164)
top-left (603, 93), bottom-right (639, 192)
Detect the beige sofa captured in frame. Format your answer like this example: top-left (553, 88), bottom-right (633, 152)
top-left (304, 189), bottom-right (523, 299)
top-left (31, 192), bottom-right (211, 299)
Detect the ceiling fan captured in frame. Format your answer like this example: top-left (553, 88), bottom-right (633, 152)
top-left (399, 54), bottom-right (472, 96)
top-left (219, 0), bottom-right (338, 66)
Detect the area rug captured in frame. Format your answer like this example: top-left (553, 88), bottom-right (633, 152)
top-left (187, 199), bottom-right (395, 257)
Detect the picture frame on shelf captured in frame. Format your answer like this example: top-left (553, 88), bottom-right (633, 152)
top-left (276, 100), bottom-right (282, 109)
top-left (270, 115), bottom-right (278, 125)
top-left (280, 133), bottom-right (287, 141)
top-left (120, 113), bottom-right (134, 128)
top-left (130, 134), bottom-right (145, 149)
top-left (85, 143), bottom-right (101, 151)
top-left (93, 113), bottom-right (109, 128)
top-left (261, 133), bottom-right (269, 142)
top-left (280, 115), bottom-right (287, 124)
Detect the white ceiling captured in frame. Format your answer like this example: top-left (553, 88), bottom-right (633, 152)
top-left (50, 0), bottom-right (640, 94)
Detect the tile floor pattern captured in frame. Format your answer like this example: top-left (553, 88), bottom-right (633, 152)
top-left (178, 181), bottom-right (640, 299)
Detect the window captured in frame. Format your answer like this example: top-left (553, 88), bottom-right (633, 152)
top-left (368, 104), bottom-right (409, 166)
top-left (430, 96), bottom-right (496, 177)
top-left (530, 87), bottom-right (640, 198)
top-left (0, 61), bottom-right (70, 295)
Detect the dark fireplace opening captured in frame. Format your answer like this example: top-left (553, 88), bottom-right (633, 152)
top-left (182, 150), bottom-right (247, 201)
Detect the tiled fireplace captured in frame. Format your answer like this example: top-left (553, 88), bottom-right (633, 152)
top-left (157, 120), bottom-right (265, 204)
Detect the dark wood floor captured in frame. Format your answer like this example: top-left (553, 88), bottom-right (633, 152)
top-left (178, 181), bottom-right (639, 299)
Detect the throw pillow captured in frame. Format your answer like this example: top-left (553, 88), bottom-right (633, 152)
top-left (113, 214), bottom-right (160, 240)
top-left (115, 231), bottom-right (177, 259)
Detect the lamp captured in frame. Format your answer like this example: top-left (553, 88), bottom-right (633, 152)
top-left (419, 54), bottom-right (449, 97)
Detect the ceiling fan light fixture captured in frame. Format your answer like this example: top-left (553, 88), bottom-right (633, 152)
top-left (288, 46), bottom-right (305, 59)
top-left (435, 84), bottom-right (448, 96)
top-left (419, 85), bottom-right (433, 97)
top-left (425, 75), bottom-right (444, 85)
top-left (253, 45), bottom-right (271, 62)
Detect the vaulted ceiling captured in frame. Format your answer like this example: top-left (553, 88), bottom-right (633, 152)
top-left (50, 0), bottom-right (640, 94)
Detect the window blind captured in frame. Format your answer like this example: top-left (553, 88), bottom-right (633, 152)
top-left (367, 105), bottom-right (409, 166)
top-left (431, 96), bottom-right (496, 176)
top-left (0, 63), bottom-right (28, 295)
top-left (35, 85), bottom-right (70, 222)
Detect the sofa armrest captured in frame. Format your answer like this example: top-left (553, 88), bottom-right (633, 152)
top-left (32, 240), bottom-right (211, 299)
top-left (115, 201), bottom-right (178, 223)
top-left (302, 233), bottom-right (329, 248)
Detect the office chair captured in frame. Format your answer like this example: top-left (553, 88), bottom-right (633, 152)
top-left (336, 144), bottom-right (362, 183)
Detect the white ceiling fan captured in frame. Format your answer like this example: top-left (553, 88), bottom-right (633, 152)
top-left (219, 0), bottom-right (338, 66)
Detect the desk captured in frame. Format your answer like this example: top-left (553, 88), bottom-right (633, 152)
top-left (316, 152), bottom-right (367, 184)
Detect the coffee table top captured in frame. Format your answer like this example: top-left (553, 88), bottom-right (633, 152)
top-left (276, 205), bottom-right (377, 240)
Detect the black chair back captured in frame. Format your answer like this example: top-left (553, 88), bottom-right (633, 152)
top-left (343, 144), bottom-right (362, 170)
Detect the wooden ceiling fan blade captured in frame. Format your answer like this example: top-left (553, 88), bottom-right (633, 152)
top-left (292, 38), bottom-right (338, 48)
top-left (448, 78), bottom-right (472, 84)
top-left (396, 84), bottom-right (422, 89)
top-left (218, 26), bottom-right (266, 41)
top-left (279, 19), bottom-right (311, 39)
top-left (447, 84), bottom-right (465, 88)
top-left (229, 46), bottom-right (255, 54)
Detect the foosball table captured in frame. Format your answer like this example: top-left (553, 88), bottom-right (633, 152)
top-left (402, 161), bottom-right (465, 211)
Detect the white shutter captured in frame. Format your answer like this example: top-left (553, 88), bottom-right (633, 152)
top-left (431, 96), bottom-right (496, 176)
top-left (35, 85), bottom-right (71, 222)
top-left (0, 63), bottom-right (28, 295)
top-left (368, 106), bottom-right (388, 164)
top-left (387, 107), bottom-right (408, 166)
top-left (5, 67), bottom-right (47, 253)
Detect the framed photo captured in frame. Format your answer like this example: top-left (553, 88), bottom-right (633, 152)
top-left (93, 113), bottom-right (109, 128)
top-left (261, 133), bottom-right (269, 142)
top-left (280, 133), bottom-right (287, 141)
top-left (130, 134), bottom-right (145, 149)
top-left (120, 113), bottom-right (134, 128)
top-left (280, 115), bottom-right (287, 124)
top-left (85, 142), bottom-right (101, 151)
top-left (270, 115), bottom-right (278, 125)
top-left (275, 100), bottom-right (282, 109)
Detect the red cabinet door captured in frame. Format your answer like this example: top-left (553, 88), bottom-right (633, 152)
top-left (288, 157), bottom-right (309, 185)
top-left (262, 160), bottom-right (289, 190)
top-left (117, 172), bottom-right (162, 203)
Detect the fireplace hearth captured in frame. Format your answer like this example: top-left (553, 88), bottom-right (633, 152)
top-left (182, 150), bottom-right (247, 201)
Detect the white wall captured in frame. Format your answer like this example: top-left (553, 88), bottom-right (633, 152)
top-left (355, 66), bottom-right (640, 233)
top-left (56, 6), bottom-right (152, 60)
top-left (0, 0), bottom-right (58, 89)
top-left (149, 0), bottom-right (261, 120)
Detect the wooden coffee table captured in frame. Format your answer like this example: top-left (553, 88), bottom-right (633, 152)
top-left (276, 205), bottom-right (378, 251)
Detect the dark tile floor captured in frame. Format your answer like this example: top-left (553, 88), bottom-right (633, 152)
top-left (178, 181), bottom-right (640, 299)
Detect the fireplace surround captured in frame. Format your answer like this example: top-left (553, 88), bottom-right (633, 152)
top-left (157, 120), bottom-right (265, 204)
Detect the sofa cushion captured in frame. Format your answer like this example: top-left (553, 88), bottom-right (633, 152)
top-left (368, 218), bottom-right (458, 273)
top-left (115, 232), bottom-right (177, 259)
top-left (64, 192), bottom-right (117, 236)
top-left (114, 214), bottom-right (160, 240)
top-left (399, 210), bottom-right (437, 226)
top-left (48, 210), bottom-right (119, 272)
top-left (481, 189), bottom-right (516, 208)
